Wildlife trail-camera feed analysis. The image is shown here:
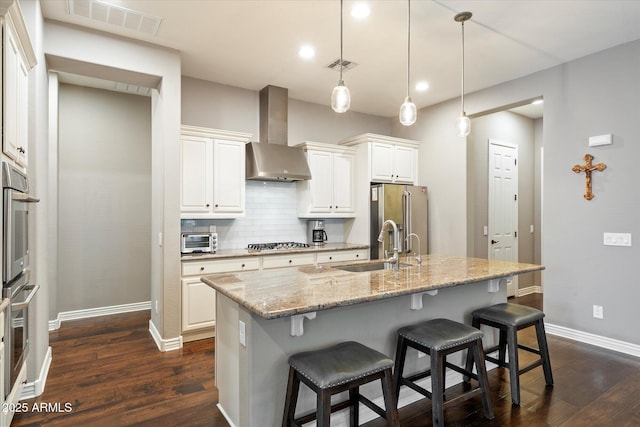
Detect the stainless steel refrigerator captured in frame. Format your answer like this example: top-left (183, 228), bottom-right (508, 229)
top-left (370, 184), bottom-right (428, 260)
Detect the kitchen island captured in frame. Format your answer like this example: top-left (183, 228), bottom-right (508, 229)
top-left (202, 255), bottom-right (544, 427)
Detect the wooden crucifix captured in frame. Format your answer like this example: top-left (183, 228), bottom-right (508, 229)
top-left (572, 154), bottom-right (606, 200)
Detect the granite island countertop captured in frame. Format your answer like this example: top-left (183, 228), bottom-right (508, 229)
top-left (201, 254), bottom-right (544, 320)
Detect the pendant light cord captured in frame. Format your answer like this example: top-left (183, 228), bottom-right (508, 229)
top-left (407, 0), bottom-right (411, 98)
top-left (460, 19), bottom-right (465, 114)
top-left (340, 0), bottom-right (344, 82)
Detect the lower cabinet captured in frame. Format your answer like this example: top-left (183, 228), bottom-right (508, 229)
top-left (180, 248), bottom-right (369, 342)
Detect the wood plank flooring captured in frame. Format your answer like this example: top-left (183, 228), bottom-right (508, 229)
top-left (11, 294), bottom-right (640, 426)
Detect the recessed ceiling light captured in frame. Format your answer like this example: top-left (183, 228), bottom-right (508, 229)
top-left (351, 2), bottom-right (370, 19)
top-left (532, 99), bottom-right (543, 105)
top-left (415, 81), bottom-right (430, 92)
top-left (298, 45), bottom-right (315, 59)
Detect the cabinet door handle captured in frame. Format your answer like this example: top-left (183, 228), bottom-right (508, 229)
top-left (241, 263), bottom-right (246, 268)
top-left (329, 256), bottom-right (333, 260)
top-left (200, 266), bottom-right (205, 271)
top-left (288, 260), bottom-right (293, 264)
top-left (215, 204), bottom-right (219, 208)
top-left (206, 204), bottom-right (210, 207)
top-left (356, 254), bottom-right (359, 258)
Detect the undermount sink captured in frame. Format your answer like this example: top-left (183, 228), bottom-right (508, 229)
top-left (334, 261), bottom-right (412, 272)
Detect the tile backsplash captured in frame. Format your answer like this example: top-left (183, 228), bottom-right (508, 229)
top-left (181, 181), bottom-right (346, 250)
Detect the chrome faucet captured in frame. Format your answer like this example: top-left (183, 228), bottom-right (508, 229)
top-left (406, 233), bottom-right (422, 267)
top-left (378, 220), bottom-right (399, 271)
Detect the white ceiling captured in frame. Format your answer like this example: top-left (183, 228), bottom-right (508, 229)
top-left (40, 0), bottom-right (640, 118)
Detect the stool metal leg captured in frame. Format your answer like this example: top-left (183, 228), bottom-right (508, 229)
top-left (506, 326), bottom-right (521, 405)
top-left (498, 328), bottom-right (508, 366)
top-left (381, 368), bottom-right (400, 426)
top-left (472, 338), bottom-right (494, 420)
top-left (317, 389), bottom-right (331, 427)
top-left (430, 348), bottom-right (445, 427)
top-left (349, 387), bottom-right (359, 427)
top-left (535, 320), bottom-right (554, 386)
top-left (393, 336), bottom-right (408, 399)
top-left (282, 367), bottom-right (300, 427)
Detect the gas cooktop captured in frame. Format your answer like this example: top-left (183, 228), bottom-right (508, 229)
top-left (247, 242), bottom-right (310, 252)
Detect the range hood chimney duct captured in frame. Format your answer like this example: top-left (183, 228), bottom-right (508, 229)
top-left (246, 85), bottom-right (312, 181)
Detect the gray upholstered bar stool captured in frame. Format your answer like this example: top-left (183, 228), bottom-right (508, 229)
top-left (465, 303), bottom-right (553, 405)
top-left (393, 318), bottom-right (494, 427)
top-left (282, 341), bottom-right (399, 426)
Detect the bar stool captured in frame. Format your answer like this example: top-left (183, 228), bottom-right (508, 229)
top-left (393, 318), bottom-right (494, 427)
top-left (282, 341), bottom-right (399, 426)
top-left (465, 303), bottom-right (554, 405)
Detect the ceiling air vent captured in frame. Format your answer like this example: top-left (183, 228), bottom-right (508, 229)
top-left (326, 59), bottom-right (358, 73)
top-left (67, 0), bottom-right (163, 36)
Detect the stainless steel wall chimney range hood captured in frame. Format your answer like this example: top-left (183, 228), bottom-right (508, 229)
top-left (246, 85), bottom-right (312, 181)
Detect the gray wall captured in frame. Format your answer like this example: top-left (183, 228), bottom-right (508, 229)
top-left (394, 39), bottom-right (640, 346)
top-left (182, 77), bottom-right (393, 145)
top-left (467, 111), bottom-right (538, 290)
top-left (57, 84), bottom-right (151, 312)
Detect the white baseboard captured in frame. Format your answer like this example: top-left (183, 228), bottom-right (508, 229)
top-left (20, 346), bottom-right (52, 400)
top-left (217, 403), bottom-right (237, 427)
top-left (49, 301), bottom-right (151, 331)
top-left (148, 319), bottom-right (183, 352)
top-left (546, 323), bottom-right (640, 358)
top-left (516, 286), bottom-right (542, 297)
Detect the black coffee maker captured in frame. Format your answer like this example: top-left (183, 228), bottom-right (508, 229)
top-left (307, 220), bottom-right (328, 246)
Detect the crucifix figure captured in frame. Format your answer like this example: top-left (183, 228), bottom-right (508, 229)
top-left (572, 154), bottom-right (606, 200)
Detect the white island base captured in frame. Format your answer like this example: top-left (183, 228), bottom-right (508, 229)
top-left (214, 281), bottom-right (507, 427)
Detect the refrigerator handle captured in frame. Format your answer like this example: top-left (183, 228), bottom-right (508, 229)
top-left (402, 190), bottom-right (412, 252)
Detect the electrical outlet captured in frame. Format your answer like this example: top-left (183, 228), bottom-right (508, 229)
top-left (593, 305), bottom-right (604, 319)
top-left (239, 320), bottom-right (246, 347)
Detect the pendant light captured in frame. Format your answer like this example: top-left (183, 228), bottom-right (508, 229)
top-left (399, 0), bottom-right (417, 126)
top-left (454, 11), bottom-right (472, 137)
top-left (331, 0), bottom-right (350, 113)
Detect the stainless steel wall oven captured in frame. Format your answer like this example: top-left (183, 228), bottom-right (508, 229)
top-left (2, 162), bottom-right (39, 399)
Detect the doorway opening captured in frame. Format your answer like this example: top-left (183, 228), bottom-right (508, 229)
top-left (466, 98), bottom-right (544, 301)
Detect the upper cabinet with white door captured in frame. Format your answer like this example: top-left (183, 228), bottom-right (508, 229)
top-left (296, 142), bottom-right (356, 218)
top-left (341, 133), bottom-right (419, 185)
top-left (1, 1), bottom-right (37, 168)
top-left (180, 125), bottom-right (252, 219)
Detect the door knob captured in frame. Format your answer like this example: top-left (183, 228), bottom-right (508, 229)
top-left (491, 239), bottom-right (499, 244)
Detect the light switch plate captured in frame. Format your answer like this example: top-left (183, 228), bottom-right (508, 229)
top-left (603, 232), bottom-right (632, 246)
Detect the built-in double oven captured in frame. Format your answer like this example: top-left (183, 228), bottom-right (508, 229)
top-left (2, 162), bottom-right (39, 399)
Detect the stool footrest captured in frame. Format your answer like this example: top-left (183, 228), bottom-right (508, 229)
top-left (519, 359), bottom-right (544, 375)
top-left (485, 354), bottom-right (506, 368)
top-left (400, 377), bottom-right (432, 400)
top-left (360, 395), bottom-right (387, 419)
top-left (518, 343), bottom-right (541, 355)
top-left (294, 399), bottom-right (352, 425)
top-left (445, 361), bottom-right (476, 380)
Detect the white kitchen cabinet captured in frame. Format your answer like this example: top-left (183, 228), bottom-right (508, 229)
top-left (370, 141), bottom-right (417, 184)
top-left (180, 256), bottom-right (260, 341)
top-left (180, 125), bottom-right (252, 219)
top-left (296, 142), bottom-right (356, 218)
top-left (2, 2), bottom-right (36, 168)
top-left (182, 277), bottom-right (216, 333)
top-left (262, 253), bottom-right (316, 269)
top-left (340, 134), bottom-right (420, 185)
top-left (316, 248), bottom-right (368, 264)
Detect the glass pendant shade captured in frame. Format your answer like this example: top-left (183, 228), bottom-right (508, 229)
top-left (331, 81), bottom-right (351, 113)
top-left (455, 114), bottom-right (471, 137)
top-left (399, 96), bottom-right (417, 126)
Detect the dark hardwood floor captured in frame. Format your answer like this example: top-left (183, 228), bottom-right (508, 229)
top-left (12, 294), bottom-right (640, 426)
top-left (12, 311), bottom-right (227, 427)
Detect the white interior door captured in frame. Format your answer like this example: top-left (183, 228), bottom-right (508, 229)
top-left (488, 140), bottom-right (518, 296)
